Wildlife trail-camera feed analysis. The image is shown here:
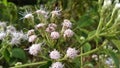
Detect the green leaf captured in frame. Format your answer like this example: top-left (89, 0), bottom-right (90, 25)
top-left (83, 43), bottom-right (91, 53)
top-left (12, 48), bottom-right (26, 61)
top-left (3, 49), bottom-right (10, 62)
top-left (112, 40), bottom-right (120, 51)
top-left (38, 61), bottom-right (52, 68)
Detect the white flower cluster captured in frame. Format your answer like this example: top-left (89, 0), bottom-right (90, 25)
top-left (29, 44), bottom-right (41, 56)
top-left (49, 49), bottom-right (61, 60)
top-left (66, 47), bottom-right (78, 59)
top-left (50, 31), bottom-right (60, 40)
top-left (50, 62), bottom-right (64, 68)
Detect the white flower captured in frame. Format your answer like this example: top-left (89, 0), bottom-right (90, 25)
top-left (49, 49), bottom-right (61, 60)
top-left (51, 9), bottom-right (61, 17)
top-left (24, 13), bottom-right (34, 19)
top-left (63, 29), bottom-right (74, 38)
top-left (46, 27), bottom-right (55, 33)
top-left (50, 31), bottom-right (60, 39)
top-left (35, 23), bottom-right (45, 29)
top-left (36, 9), bottom-right (48, 18)
top-left (66, 47), bottom-right (78, 59)
top-left (11, 31), bottom-right (27, 40)
top-left (62, 19), bottom-right (72, 29)
top-left (29, 44), bottom-right (41, 56)
top-left (50, 62), bottom-right (64, 68)
top-left (0, 32), bottom-right (6, 40)
top-left (27, 29), bottom-right (35, 36)
top-left (48, 23), bottom-right (57, 28)
top-left (92, 54), bottom-right (98, 61)
top-left (115, 3), bottom-right (120, 9)
top-left (28, 35), bottom-right (37, 42)
top-left (10, 38), bottom-right (21, 45)
top-left (0, 21), bottom-right (6, 28)
top-left (103, 0), bottom-right (112, 9)
top-left (7, 25), bottom-right (16, 34)
top-left (105, 57), bottom-right (114, 66)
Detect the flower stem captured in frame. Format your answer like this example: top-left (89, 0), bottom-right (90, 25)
top-left (10, 61), bottom-right (48, 68)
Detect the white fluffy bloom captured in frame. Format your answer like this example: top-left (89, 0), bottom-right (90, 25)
top-left (10, 38), bottom-right (21, 45)
top-left (50, 31), bottom-right (60, 39)
top-left (36, 9), bottom-right (48, 18)
top-left (105, 57), bottom-right (114, 67)
top-left (35, 23), bottom-right (45, 29)
top-left (115, 3), bottom-right (120, 9)
top-left (50, 62), bottom-right (64, 68)
top-left (29, 44), bottom-right (41, 56)
top-left (49, 49), bottom-right (61, 60)
top-left (7, 25), bottom-right (16, 34)
top-left (27, 29), bottom-right (35, 36)
top-left (63, 29), bottom-right (74, 38)
top-left (24, 13), bottom-right (34, 19)
top-left (103, 0), bottom-right (112, 9)
top-left (66, 47), bottom-right (78, 59)
top-left (0, 21), bottom-right (6, 28)
top-left (51, 10), bottom-right (61, 17)
top-left (28, 35), bottom-right (37, 42)
top-left (0, 32), bottom-right (6, 40)
top-left (11, 31), bottom-right (27, 40)
top-left (62, 19), bottom-right (72, 29)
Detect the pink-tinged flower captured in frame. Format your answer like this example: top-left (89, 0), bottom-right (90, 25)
top-left (49, 49), bottom-right (61, 60)
top-left (24, 13), bottom-right (33, 19)
top-left (27, 29), bottom-right (35, 36)
top-left (46, 27), bottom-right (55, 33)
top-left (28, 35), bottom-right (37, 43)
top-left (29, 44), bottom-right (41, 56)
top-left (63, 29), bottom-right (74, 38)
top-left (66, 47), bottom-right (78, 59)
top-left (50, 31), bottom-right (60, 39)
top-left (62, 19), bottom-right (72, 29)
top-left (50, 62), bottom-right (64, 68)
top-left (48, 23), bottom-right (57, 28)
top-left (35, 23), bottom-right (45, 29)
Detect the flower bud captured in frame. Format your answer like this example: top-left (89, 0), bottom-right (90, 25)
top-left (62, 19), bottom-right (72, 29)
top-left (27, 29), bottom-right (35, 36)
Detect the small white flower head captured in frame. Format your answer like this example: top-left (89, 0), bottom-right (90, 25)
top-left (115, 3), bottom-right (120, 9)
top-left (11, 31), bottom-right (27, 40)
top-left (46, 27), bottom-right (55, 33)
top-left (0, 21), bottom-right (6, 28)
top-left (7, 25), bottom-right (16, 34)
top-left (105, 57), bottom-right (114, 65)
top-left (62, 19), bottom-right (72, 29)
top-left (24, 13), bottom-right (34, 19)
top-left (63, 29), bottom-right (74, 38)
top-left (29, 44), bottom-right (41, 56)
top-left (51, 10), bottom-right (61, 17)
top-left (35, 23), bottom-right (45, 29)
top-left (0, 32), bottom-right (6, 40)
top-left (28, 35), bottom-right (37, 43)
top-left (66, 47), bottom-right (78, 59)
top-left (48, 23), bottom-right (57, 28)
top-left (50, 62), bottom-right (64, 68)
top-left (50, 31), bottom-right (60, 39)
top-left (10, 38), bottom-right (21, 45)
top-left (49, 49), bottom-right (61, 60)
top-left (92, 54), bottom-right (98, 61)
top-left (103, 0), bottom-right (112, 9)
top-left (27, 29), bottom-right (35, 36)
